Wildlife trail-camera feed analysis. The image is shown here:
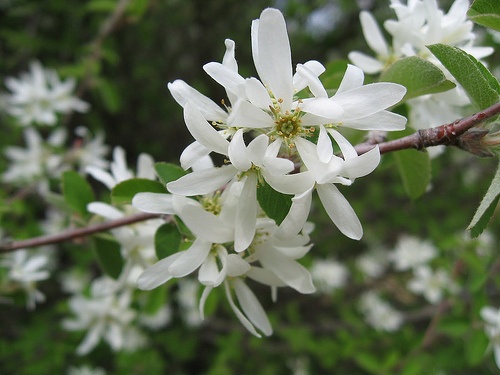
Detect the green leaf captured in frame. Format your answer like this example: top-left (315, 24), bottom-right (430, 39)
top-left (62, 170), bottom-right (95, 217)
top-left (380, 56), bottom-right (456, 101)
top-left (154, 162), bottom-right (187, 186)
top-left (111, 178), bottom-right (166, 205)
top-left (428, 44), bottom-right (500, 111)
top-left (142, 287), bottom-right (168, 314)
top-left (393, 149), bottom-right (431, 199)
top-left (355, 352), bottom-right (382, 374)
top-left (321, 60), bottom-right (349, 94)
top-left (92, 234), bottom-right (124, 279)
top-left (155, 222), bottom-right (182, 260)
top-left (468, 162), bottom-right (500, 237)
top-left (256, 180), bottom-right (293, 225)
top-left (465, 329), bottom-right (489, 366)
top-left (468, 0), bottom-right (500, 32)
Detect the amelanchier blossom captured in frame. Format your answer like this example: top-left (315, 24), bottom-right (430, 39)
top-left (480, 306), bottom-right (500, 369)
top-left (62, 277), bottom-right (146, 355)
top-left (310, 258), bottom-right (349, 294)
top-left (0, 248), bottom-right (53, 310)
top-left (359, 291), bottom-right (404, 332)
top-left (407, 265), bottom-right (458, 304)
top-left (389, 235), bottom-right (437, 271)
top-left (133, 7), bottom-right (407, 336)
top-left (348, 0), bottom-right (493, 130)
top-left (2, 61), bottom-right (89, 126)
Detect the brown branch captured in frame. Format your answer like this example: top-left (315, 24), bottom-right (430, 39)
top-left (355, 101), bottom-right (500, 155)
top-left (0, 212), bottom-right (160, 254)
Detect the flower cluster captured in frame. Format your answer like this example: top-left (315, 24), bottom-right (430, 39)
top-left (349, 0), bottom-right (494, 138)
top-left (131, 7), bottom-right (406, 336)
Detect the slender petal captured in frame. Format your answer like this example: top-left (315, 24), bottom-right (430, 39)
top-left (296, 63), bottom-right (328, 98)
top-left (179, 141), bottom-right (210, 170)
top-left (203, 62), bottom-right (246, 98)
top-left (259, 249), bottom-right (315, 294)
top-left (245, 77), bottom-right (273, 109)
top-left (184, 101), bottom-right (229, 155)
top-left (316, 184), bottom-right (363, 240)
top-left (132, 192), bottom-right (175, 214)
top-left (293, 60), bottom-right (325, 92)
top-left (228, 129), bottom-right (252, 171)
top-left (317, 125), bottom-right (333, 163)
top-left (169, 238), bottom-right (212, 277)
top-left (275, 188), bottom-right (313, 239)
top-left (177, 204), bottom-right (235, 243)
top-left (300, 97), bottom-right (343, 120)
top-left (360, 11), bottom-right (389, 57)
top-left (87, 202), bottom-right (124, 220)
top-left (224, 280), bottom-right (261, 337)
top-left (228, 99), bottom-right (274, 129)
top-left (233, 278), bottom-right (273, 336)
top-left (137, 253), bottom-right (183, 290)
top-left (342, 146), bottom-right (380, 179)
top-left (166, 165), bottom-right (237, 196)
top-left (168, 80), bottom-right (227, 120)
top-left (341, 110), bottom-right (407, 131)
top-left (347, 51), bottom-right (385, 75)
top-left (234, 173), bottom-right (258, 252)
top-left (254, 8), bottom-right (293, 111)
top-left (337, 64), bottom-right (366, 94)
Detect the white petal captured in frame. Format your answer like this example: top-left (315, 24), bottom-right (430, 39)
top-left (137, 253), bottom-right (183, 290)
top-left (86, 166), bottom-right (116, 189)
top-left (327, 129), bottom-right (358, 160)
top-left (203, 62), bottom-right (246, 98)
top-left (331, 83), bottom-right (406, 119)
top-left (228, 99), bottom-right (274, 129)
top-left (179, 141), bottom-right (210, 170)
top-left (245, 77), bottom-right (273, 109)
top-left (259, 249), bottom-right (315, 294)
top-left (178, 203), bottom-right (235, 243)
top-left (199, 286), bottom-right (213, 319)
top-left (317, 125), bottom-right (333, 163)
top-left (347, 51), bottom-right (385, 75)
top-left (132, 192), bottom-right (175, 214)
top-left (247, 267), bottom-right (286, 287)
top-left (295, 63), bottom-right (328, 98)
top-left (184, 101), bottom-right (229, 155)
top-left (168, 80), bottom-right (227, 120)
top-left (247, 134), bottom-right (269, 167)
top-left (337, 64), bottom-right (365, 94)
top-left (226, 254), bottom-right (251, 277)
top-left (228, 129), bottom-right (252, 171)
top-left (341, 110), bottom-right (407, 131)
top-left (275, 188), bottom-right (313, 239)
top-left (224, 280), bottom-right (261, 337)
top-left (198, 253), bottom-right (219, 285)
top-left (254, 8), bottom-right (293, 111)
top-left (87, 202), bottom-right (124, 219)
top-left (169, 238), bottom-right (212, 277)
top-left (264, 170), bottom-right (315, 195)
top-left (293, 60), bottom-right (326, 92)
top-left (234, 174), bottom-right (258, 252)
top-left (360, 11), bottom-right (389, 57)
top-left (222, 39), bottom-right (238, 72)
top-left (137, 153), bottom-right (156, 179)
top-left (233, 278), bottom-right (273, 336)
top-left (300, 97), bottom-right (343, 120)
top-left (342, 146), bottom-right (380, 179)
top-left (316, 184), bottom-right (363, 240)
top-left (166, 165), bottom-right (237, 196)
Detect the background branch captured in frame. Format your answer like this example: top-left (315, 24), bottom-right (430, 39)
top-left (355, 101), bottom-right (500, 155)
top-left (0, 212), bottom-right (160, 254)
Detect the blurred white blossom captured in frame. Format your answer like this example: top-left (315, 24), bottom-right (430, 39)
top-left (67, 365), bottom-right (106, 375)
top-left (356, 247), bottom-right (389, 279)
top-left (407, 265), bottom-right (458, 304)
top-left (3, 61), bottom-right (89, 126)
top-left (480, 305), bottom-right (500, 369)
top-left (310, 258), bottom-right (349, 294)
top-left (359, 291), bottom-right (403, 332)
top-left (389, 235), bottom-right (437, 271)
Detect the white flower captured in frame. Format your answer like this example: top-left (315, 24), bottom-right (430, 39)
top-left (389, 235), bottom-right (437, 271)
top-left (1, 248), bottom-right (52, 309)
top-left (359, 291), bottom-right (403, 332)
top-left (310, 258), bottom-right (349, 294)
top-left (407, 265), bottom-right (458, 304)
top-left (138, 305), bottom-right (172, 330)
top-left (62, 278), bottom-right (145, 355)
top-left (356, 247), bottom-right (389, 279)
top-left (3, 61), bottom-right (89, 126)
top-left (86, 146), bottom-right (155, 189)
top-left (480, 306), bottom-right (500, 369)
top-left (69, 127), bottom-right (110, 172)
top-left (2, 127), bottom-right (67, 187)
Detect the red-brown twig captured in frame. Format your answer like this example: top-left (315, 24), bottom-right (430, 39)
top-left (0, 212), bottom-right (159, 253)
top-left (355, 101), bottom-right (500, 155)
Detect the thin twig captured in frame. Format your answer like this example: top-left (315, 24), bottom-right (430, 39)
top-left (0, 212), bottom-right (160, 253)
top-left (355, 101), bottom-right (500, 155)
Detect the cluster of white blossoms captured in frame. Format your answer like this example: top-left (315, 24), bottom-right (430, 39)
top-left (1, 61), bottom-right (89, 126)
top-left (349, 0), bottom-right (494, 145)
top-left (131, 8), bottom-right (406, 336)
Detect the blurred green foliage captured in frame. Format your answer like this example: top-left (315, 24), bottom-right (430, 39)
top-left (1, 0), bottom-right (499, 374)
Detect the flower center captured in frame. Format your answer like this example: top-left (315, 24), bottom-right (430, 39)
top-left (200, 192), bottom-right (222, 215)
